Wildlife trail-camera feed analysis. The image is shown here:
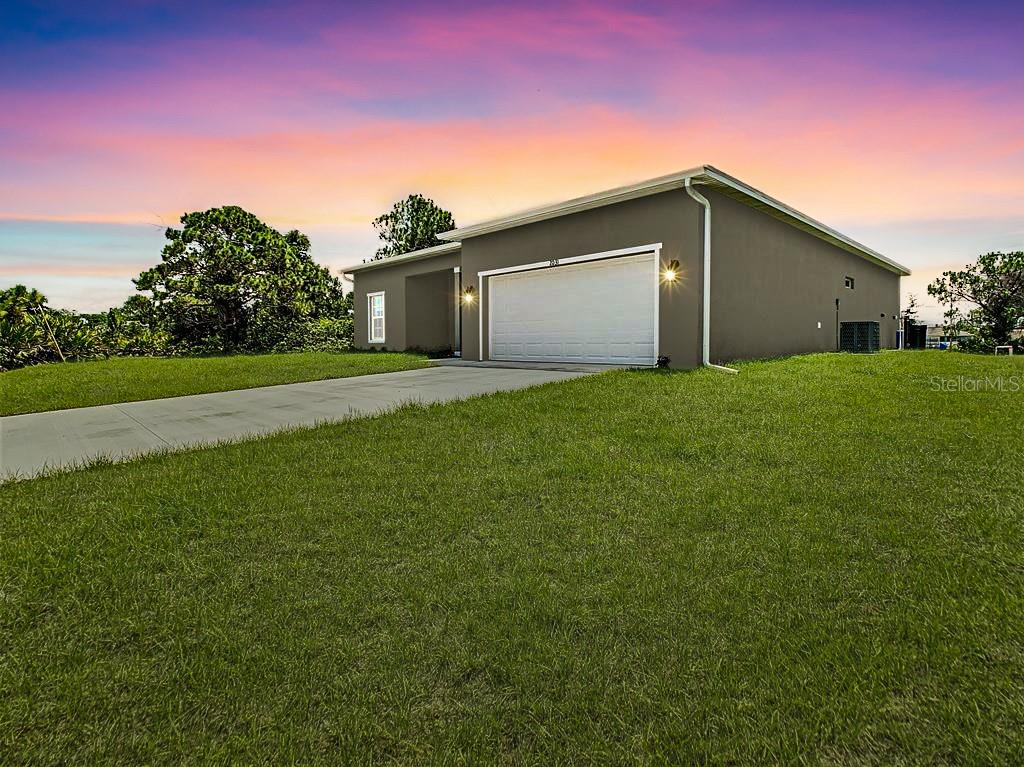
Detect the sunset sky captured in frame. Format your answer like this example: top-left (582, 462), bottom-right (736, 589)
top-left (2, 1), bottom-right (1022, 322)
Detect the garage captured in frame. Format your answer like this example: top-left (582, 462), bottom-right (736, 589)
top-left (487, 251), bottom-right (658, 365)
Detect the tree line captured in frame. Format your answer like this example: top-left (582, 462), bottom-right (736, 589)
top-left (1, 195), bottom-right (454, 371)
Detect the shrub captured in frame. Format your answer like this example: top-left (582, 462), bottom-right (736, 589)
top-left (85, 306), bottom-right (171, 358)
top-left (0, 303), bottom-right (104, 371)
top-left (268, 317), bottom-right (354, 354)
top-left (0, 317), bottom-right (45, 370)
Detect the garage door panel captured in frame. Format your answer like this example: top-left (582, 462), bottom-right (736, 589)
top-left (489, 252), bottom-right (656, 366)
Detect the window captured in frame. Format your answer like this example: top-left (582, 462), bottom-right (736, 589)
top-left (367, 291), bottom-right (385, 343)
top-left (844, 276), bottom-right (855, 289)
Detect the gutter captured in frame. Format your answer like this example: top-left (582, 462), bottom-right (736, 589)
top-left (685, 177), bottom-right (738, 374)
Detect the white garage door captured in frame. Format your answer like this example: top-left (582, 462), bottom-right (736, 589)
top-left (489, 252), bottom-right (657, 365)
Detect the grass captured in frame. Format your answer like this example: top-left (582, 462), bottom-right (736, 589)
top-left (0, 351), bottom-right (430, 415)
top-left (1, 351), bottom-right (1022, 763)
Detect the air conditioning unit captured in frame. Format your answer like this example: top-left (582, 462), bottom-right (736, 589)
top-left (840, 321), bottom-right (880, 353)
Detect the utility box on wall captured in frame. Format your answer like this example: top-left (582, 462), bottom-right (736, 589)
top-left (840, 321), bottom-right (880, 353)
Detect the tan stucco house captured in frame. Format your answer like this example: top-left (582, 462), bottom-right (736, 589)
top-left (343, 165), bottom-right (910, 369)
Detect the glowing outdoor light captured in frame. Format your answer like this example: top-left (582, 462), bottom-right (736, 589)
top-left (662, 259), bottom-right (681, 283)
top-left (461, 285), bottom-right (476, 304)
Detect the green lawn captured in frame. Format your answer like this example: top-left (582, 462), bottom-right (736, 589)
top-left (2, 351), bottom-right (1022, 763)
top-left (0, 351), bottom-right (430, 415)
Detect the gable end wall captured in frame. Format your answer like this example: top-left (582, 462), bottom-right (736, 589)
top-left (708, 189), bottom-right (901, 362)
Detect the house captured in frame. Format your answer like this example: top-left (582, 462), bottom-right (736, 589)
top-left (926, 324), bottom-right (972, 349)
top-left (343, 166), bottom-right (910, 369)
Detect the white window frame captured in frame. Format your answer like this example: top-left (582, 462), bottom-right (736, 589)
top-left (367, 291), bottom-right (385, 343)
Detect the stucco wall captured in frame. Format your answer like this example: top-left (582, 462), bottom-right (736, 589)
top-left (352, 251), bottom-right (461, 351)
top-left (707, 189), bottom-right (901, 362)
top-left (459, 191), bottom-right (704, 368)
top-left (352, 186), bottom-right (902, 368)
top-left (405, 270), bottom-right (457, 352)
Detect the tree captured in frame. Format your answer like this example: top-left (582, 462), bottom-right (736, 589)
top-left (0, 285), bottom-right (104, 369)
top-left (927, 251), bottom-right (1024, 353)
top-left (0, 284), bottom-right (47, 323)
top-left (269, 229), bottom-right (349, 320)
top-left (0, 285), bottom-right (48, 369)
top-left (81, 295), bottom-right (169, 357)
top-left (371, 194), bottom-right (455, 260)
top-left (134, 206), bottom-right (346, 352)
top-left (901, 294), bottom-right (920, 325)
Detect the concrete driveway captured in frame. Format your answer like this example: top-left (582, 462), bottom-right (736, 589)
top-left (0, 365), bottom-right (590, 479)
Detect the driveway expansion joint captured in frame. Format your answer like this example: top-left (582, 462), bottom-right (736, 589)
top-left (111, 403), bottom-right (172, 447)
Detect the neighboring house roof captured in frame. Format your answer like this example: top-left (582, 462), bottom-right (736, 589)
top-left (438, 165), bottom-right (910, 276)
top-left (342, 241), bottom-right (461, 274)
top-left (927, 325), bottom-right (972, 338)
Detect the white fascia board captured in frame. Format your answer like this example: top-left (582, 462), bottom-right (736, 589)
top-left (341, 241), bottom-right (461, 276)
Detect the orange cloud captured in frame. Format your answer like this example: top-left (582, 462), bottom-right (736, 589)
top-left (4, 91), bottom-right (1022, 235)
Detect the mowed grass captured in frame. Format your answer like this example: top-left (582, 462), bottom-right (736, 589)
top-left (1, 351), bottom-right (1022, 763)
top-left (0, 351), bottom-right (430, 415)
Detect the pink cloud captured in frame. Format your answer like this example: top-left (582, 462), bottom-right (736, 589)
top-left (2, 261), bottom-right (151, 278)
top-left (374, 2), bottom-right (673, 59)
top-left (3, 77), bottom-right (1022, 234)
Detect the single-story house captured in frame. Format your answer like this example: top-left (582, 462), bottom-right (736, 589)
top-left (343, 165), bottom-right (910, 369)
top-left (926, 325), bottom-right (972, 349)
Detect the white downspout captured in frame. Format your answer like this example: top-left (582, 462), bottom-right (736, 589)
top-left (685, 177), bottom-right (738, 374)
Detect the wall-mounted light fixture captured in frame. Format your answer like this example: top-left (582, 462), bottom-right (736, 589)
top-left (461, 285), bottom-right (476, 305)
top-left (661, 259), bottom-right (681, 283)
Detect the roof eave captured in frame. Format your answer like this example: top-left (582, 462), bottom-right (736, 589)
top-left (341, 241), bottom-right (461, 275)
